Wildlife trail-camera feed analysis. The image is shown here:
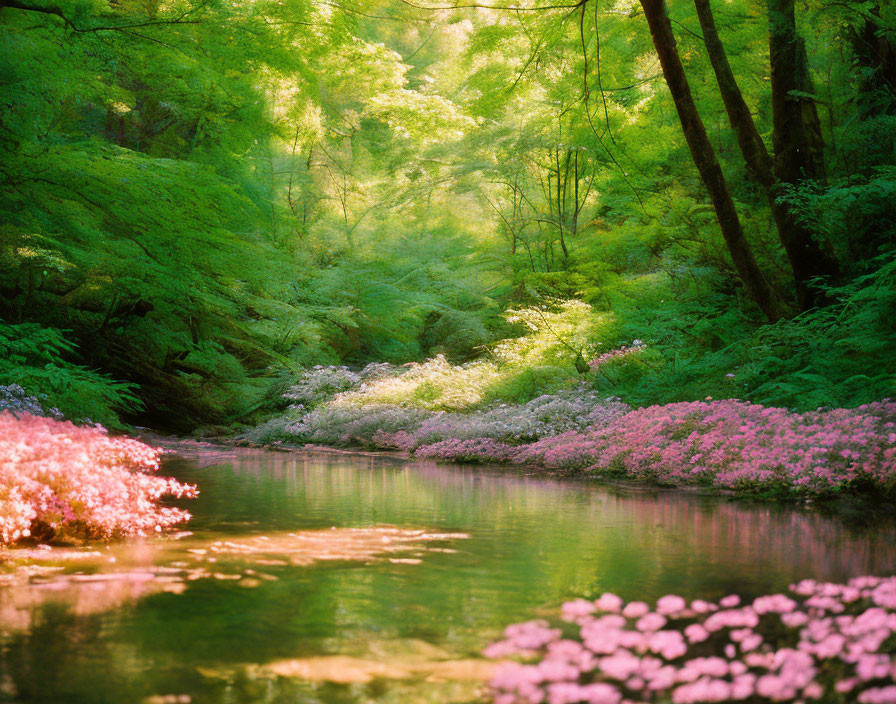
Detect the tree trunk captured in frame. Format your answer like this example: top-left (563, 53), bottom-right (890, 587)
top-left (769, 6), bottom-right (827, 187)
top-left (694, 0), bottom-right (839, 309)
top-left (850, 3), bottom-right (896, 116)
top-left (640, 0), bottom-right (780, 321)
top-left (693, 0), bottom-right (775, 190)
top-left (767, 0), bottom-right (840, 307)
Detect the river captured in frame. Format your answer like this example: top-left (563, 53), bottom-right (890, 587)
top-left (2, 445), bottom-right (895, 703)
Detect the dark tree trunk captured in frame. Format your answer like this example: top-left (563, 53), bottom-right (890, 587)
top-left (768, 0), bottom-right (840, 307)
top-left (851, 3), bottom-right (896, 116)
top-left (767, 0), bottom-right (828, 184)
top-left (693, 0), bottom-right (775, 190)
top-left (640, 0), bottom-right (780, 321)
top-left (695, 0), bottom-right (840, 309)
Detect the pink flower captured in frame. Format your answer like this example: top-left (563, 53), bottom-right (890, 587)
top-left (562, 599), bottom-right (596, 621)
top-left (684, 624), bottom-right (710, 643)
top-left (657, 595), bottom-right (687, 616)
top-left (636, 613), bottom-right (667, 632)
top-left (487, 573), bottom-right (896, 704)
top-left (859, 686), bottom-right (896, 704)
top-left (0, 413), bottom-right (196, 544)
top-left (599, 652), bottom-right (641, 680)
top-left (594, 593), bottom-right (624, 613)
top-left (622, 601), bottom-right (649, 619)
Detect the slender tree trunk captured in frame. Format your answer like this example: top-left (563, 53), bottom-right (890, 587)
top-left (694, 0), bottom-right (839, 309)
top-left (767, 0), bottom-right (840, 307)
top-left (572, 150), bottom-right (580, 236)
top-left (693, 0), bottom-right (775, 189)
top-left (640, 0), bottom-right (780, 321)
top-left (555, 148), bottom-right (569, 262)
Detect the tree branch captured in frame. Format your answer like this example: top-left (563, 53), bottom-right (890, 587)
top-left (0, 0), bottom-right (203, 33)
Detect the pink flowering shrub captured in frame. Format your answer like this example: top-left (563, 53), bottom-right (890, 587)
top-left (414, 438), bottom-right (520, 462)
top-left (249, 382), bottom-right (896, 498)
top-left (485, 576), bottom-right (896, 704)
top-left (0, 412), bottom-right (197, 544)
top-left (510, 399), bottom-right (896, 498)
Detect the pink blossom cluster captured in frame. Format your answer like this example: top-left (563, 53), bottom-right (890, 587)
top-left (588, 342), bottom-right (645, 372)
top-left (412, 399), bottom-right (896, 498)
top-left (414, 437), bottom-right (520, 462)
top-left (0, 412), bottom-right (197, 544)
top-left (485, 575), bottom-right (896, 704)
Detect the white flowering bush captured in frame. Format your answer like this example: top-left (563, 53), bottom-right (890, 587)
top-left (243, 386), bottom-right (629, 452)
top-left (0, 384), bottom-right (63, 420)
top-left (242, 404), bottom-right (432, 447)
top-left (384, 389), bottom-right (630, 449)
top-left (282, 365), bottom-right (363, 407)
top-left (284, 404), bottom-right (432, 445)
top-left (332, 355), bottom-right (505, 411)
top-left (279, 362), bottom-right (404, 409)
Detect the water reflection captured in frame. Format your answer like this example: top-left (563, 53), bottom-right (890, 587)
top-left (1, 447), bottom-right (895, 703)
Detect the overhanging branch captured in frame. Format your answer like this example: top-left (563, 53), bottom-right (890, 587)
top-left (0, 0), bottom-right (203, 33)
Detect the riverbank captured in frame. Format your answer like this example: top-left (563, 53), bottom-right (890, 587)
top-left (241, 391), bottom-right (896, 504)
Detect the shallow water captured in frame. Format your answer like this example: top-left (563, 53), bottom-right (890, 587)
top-left (2, 446), bottom-right (896, 703)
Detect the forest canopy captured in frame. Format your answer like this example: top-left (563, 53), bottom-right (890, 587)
top-left (1, 0), bottom-right (894, 430)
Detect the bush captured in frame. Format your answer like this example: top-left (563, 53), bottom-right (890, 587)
top-left (380, 389), bottom-right (629, 450)
top-left (510, 399), bottom-right (896, 498)
top-left (0, 384), bottom-right (62, 420)
top-left (283, 365), bottom-right (364, 407)
top-left (0, 413), bottom-right (197, 544)
top-left (241, 403), bottom-right (432, 447)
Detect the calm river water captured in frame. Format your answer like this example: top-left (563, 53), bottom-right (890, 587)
top-left (2, 446), bottom-right (896, 703)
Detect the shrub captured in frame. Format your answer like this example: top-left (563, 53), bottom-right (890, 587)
top-left (0, 384), bottom-right (62, 420)
top-left (0, 413), bottom-right (197, 544)
top-left (415, 438), bottom-right (519, 463)
top-left (283, 365), bottom-right (364, 407)
top-left (395, 389), bottom-right (630, 450)
top-left (511, 399), bottom-right (896, 498)
top-left (334, 355), bottom-right (504, 411)
top-left (277, 404), bottom-right (433, 447)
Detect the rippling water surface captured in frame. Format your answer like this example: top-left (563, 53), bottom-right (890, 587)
top-left (2, 446), bottom-right (896, 703)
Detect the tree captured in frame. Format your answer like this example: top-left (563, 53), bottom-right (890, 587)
top-left (694, 0), bottom-right (840, 309)
top-left (639, 0), bottom-right (780, 321)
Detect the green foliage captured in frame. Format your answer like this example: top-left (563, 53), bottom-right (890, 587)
top-left (1, 0), bottom-right (893, 431)
top-left (0, 322), bottom-right (140, 426)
